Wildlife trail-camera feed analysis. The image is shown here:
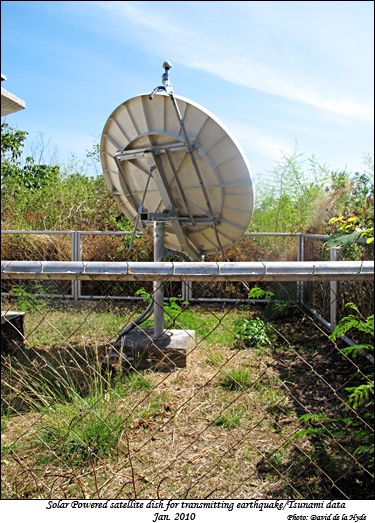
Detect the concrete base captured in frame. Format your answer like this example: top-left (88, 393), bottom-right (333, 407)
top-left (1, 311), bottom-right (25, 355)
top-left (112, 329), bottom-right (195, 372)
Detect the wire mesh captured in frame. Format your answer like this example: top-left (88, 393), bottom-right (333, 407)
top-left (1, 261), bottom-right (373, 500)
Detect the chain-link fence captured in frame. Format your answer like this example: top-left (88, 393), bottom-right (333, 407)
top-left (1, 232), bottom-right (374, 500)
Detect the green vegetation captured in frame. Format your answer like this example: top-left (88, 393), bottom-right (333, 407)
top-left (37, 394), bottom-right (124, 466)
top-left (247, 286), bottom-right (274, 300)
top-left (1, 123), bottom-right (373, 264)
top-left (122, 372), bottom-right (152, 392)
top-left (136, 394), bottom-right (168, 421)
top-left (135, 290), bottom-right (191, 330)
top-left (249, 149), bottom-right (374, 241)
top-left (1, 303), bottom-right (373, 499)
top-left (326, 164), bottom-right (374, 246)
top-left (214, 408), bottom-right (242, 428)
top-left (1, 343), bottom-right (106, 411)
top-left (331, 304), bottom-right (374, 471)
top-left (294, 304), bottom-right (374, 487)
top-left (329, 302), bottom-right (373, 354)
top-left (1, 406), bottom-right (10, 434)
top-left (8, 284), bottom-right (43, 311)
top-left (219, 367), bottom-right (251, 390)
top-left (1, 122), bottom-right (129, 234)
top-left (249, 150), bottom-right (328, 234)
top-left (234, 317), bottom-right (272, 348)
top-left (204, 349), bottom-right (224, 367)
top-left (1, 300), bottom-right (243, 352)
top-left (164, 297), bottom-right (189, 327)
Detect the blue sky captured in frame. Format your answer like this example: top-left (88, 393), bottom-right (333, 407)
top-left (1, 0), bottom-right (374, 187)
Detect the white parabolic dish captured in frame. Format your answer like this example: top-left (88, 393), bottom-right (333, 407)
top-left (100, 93), bottom-right (255, 257)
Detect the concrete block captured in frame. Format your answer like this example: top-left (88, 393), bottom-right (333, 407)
top-left (116, 329), bottom-right (195, 372)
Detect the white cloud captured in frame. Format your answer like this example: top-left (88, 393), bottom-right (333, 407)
top-left (190, 55), bottom-right (373, 123)
top-left (94, 1), bottom-right (373, 123)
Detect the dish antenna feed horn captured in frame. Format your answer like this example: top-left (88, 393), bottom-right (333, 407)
top-left (149, 60), bottom-right (173, 100)
top-left (100, 61), bottom-right (255, 344)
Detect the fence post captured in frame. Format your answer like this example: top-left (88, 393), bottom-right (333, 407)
top-left (71, 232), bottom-right (77, 300)
top-left (297, 234), bottom-right (304, 304)
top-left (182, 281), bottom-right (193, 302)
top-left (329, 247), bottom-right (338, 331)
top-left (77, 232), bottom-right (82, 300)
top-left (71, 231), bottom-right (82, 301)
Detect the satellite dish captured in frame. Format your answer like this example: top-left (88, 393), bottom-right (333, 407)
top-left (101, 61), bottom-right (255, 339)
top-left (100, 68), bottom-right (254, 259)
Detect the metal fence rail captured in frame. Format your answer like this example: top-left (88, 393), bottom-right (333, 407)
top-left (0, 229), bottom-right (335, 301)
top-left (2, 260), bottom-right (373, 281)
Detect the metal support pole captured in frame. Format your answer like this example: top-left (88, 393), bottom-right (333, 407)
top-left (76, 232), bottom-right (82, 300)
top-left (330, 247), bottom-right (338, 331)
top-left (182, 281), bottom-right (193, 301)
top-left (71, 232), bottom-right (79, 301)
top-left (297, 234), bottom-right (305, 304)
top-left (153, 221), bottom-right (165, 338)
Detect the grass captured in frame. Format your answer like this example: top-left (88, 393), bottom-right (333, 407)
top-left (1, 301), bottom-right (241, 350)
top-left (204, 349), bottom-right (224, 367)
top-left (1, 301), bottom-right (372, 499)
top-left (1, 409), bottom-right (19, 455)
top-left (37, 394), bottom-right (124, 466)
top-left (1, 407), bottom-right (10, 434)
top-left (214, 408), bottom-right (243, 428)
top-left (219, 367), bottom-right (252, 391)
top-left (122, 372), bottom-right (152, 392)
top-left (136, 394), bottom-right (169, 421)
top-left (1, 343), bottom-right (108, 412)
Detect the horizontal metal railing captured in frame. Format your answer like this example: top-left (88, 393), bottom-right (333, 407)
top-left (1, 229), bottom-right (306, 301)
top-left (1, 229), bottom-right (373, 334)
top-left (1, 260), bottom-right (373, 281)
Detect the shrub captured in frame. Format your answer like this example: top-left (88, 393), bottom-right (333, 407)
top-left (235, 317), bottom-right (272, 348)
top-left (294, 303), bottom-right (374, 486)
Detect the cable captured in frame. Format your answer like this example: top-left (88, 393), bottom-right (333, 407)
top-left (113, 299), bottom-right (154, 346)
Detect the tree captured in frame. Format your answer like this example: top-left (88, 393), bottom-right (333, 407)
top-left (1, 122), bottom-right (59, 191)
top-left (1, 122), bottom-right (27, 160)
top-left (249, 150), bottom-right (327, 233)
